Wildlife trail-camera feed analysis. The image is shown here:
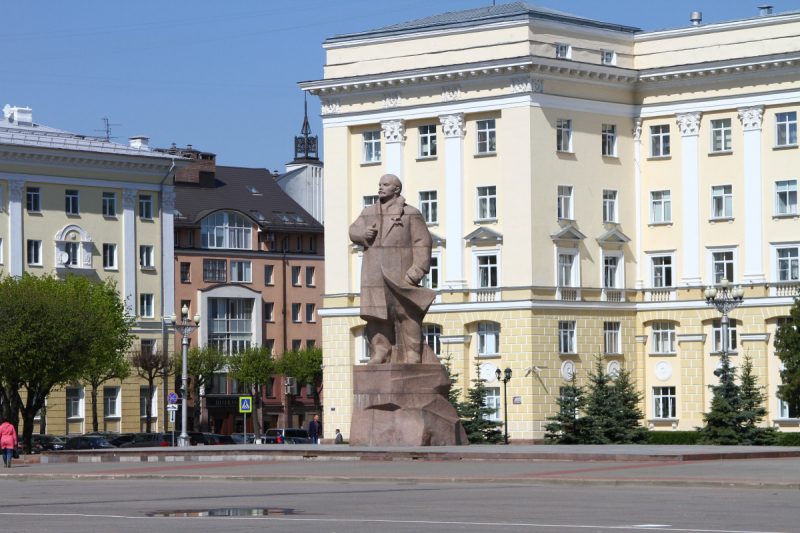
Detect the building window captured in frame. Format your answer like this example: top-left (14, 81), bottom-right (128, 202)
top-left (712, 250), bottom-right (735, 284)
top-left (710, 118), bottom-right (732, 152)
top-left (180, 262), bottom-right (190, 283)
top-left (600, 49), bottom-right (615, 65)
top-left (476, 120), bottom-right (496, 154)
top-left (419, 191), bottom-right (438, 224)
top-left (556, 119), bottom-right (572, 152)
top-left (265, 265), bottom-right (274, 285)
top-left (138, 195), bottom-right (152, 219)
top-left (65, 190), bottom-right (79, 215)
top-left (653, 386), bottom-right (676, 418)
top-left (292, 266), bottom-right (301, 286)
top-left (306, 340), bottom-right (316, 350)
top-left (140, 339), bottom-right (156, 356)
top-left (296, 236), bottom-right (302, 252)
top-left (712, 319), bottom-right (738, 353)
top-left (478, 255), bottom-right (498, 288)
top-left (477, 322), bottom-right (500, 356)
top-left (776, 111), bottom-right (797, 147)
top-left (292, 303), bottom-right (301, 323)
top-left (173, 230), bottom-right (179, 247)
top-left (711, 185), bottom-right (733, 219)
top-left (603, 255), bottom-right (619, 288)
top-left (776, 180), bottom-right (798, 215)
top-left (0, 238), bottom-right (3, 264)
top-left (477, 186), bottom-right (497, 220)
top-left (306, 303), bottom-right (315, 323)
top-left (140, 294), bottom-right (154, 318)
top-left (26, 187), bottom-right (41, 212)
top-left (650, 125), bottom-right (670, 157)
top-left (64, 242), bottom-right (79, 267)
top-left (208, 298), bottom-right (253, 354)
top-left (484, 387), bottom-right (501, 421)
top-left (604, 322), bottom-right (621, 354)
top-left (362, 131), bottom-right (381, 162)
top-left (66, 387), bottom-right (82, 419)
top-left (103, 387), bottom-right (120, 417)
top-left (602, 190), bottom-right (618, 223)
top-left (602, 124), bottom-right (616, 156)
top-left (419, 125), bottom-right (437, 157)
top-left (264, 302), bottom-right (274, 322)
top-left (555, 43), bottom-right (571, 59)
top-left (187, 231), bottom-right (194, 248)
top-left (652, 256), bottom-right (673, 287)
top-left (201, 212), bottom-right (251, 249)
top-left (27, 240), bottom-right (42, 266)
top-left (309, 236), bottom-right (315, 253)
top-left (650, 190), bottom-right (672, 223)
top-left (558, 252), bottom-right (575, 287)
top-left (306, 266), bottom-right (315, 286)
top-left (203, 259), bottom-right (227, 282)
top-left (103, 244), bottom-right (117, 270)
top-left (423, 324), bottom-right (441, 356)
top-left (557, 185), bottom-right (573, 219)
top-left (102, 192), bottom-right (116, 217)
top-left (422, 255), bottom-right (439, 290)
top-left (139, 386), bottom-right (152, 417)
top-left (777, 247), bottom-right (799, 281)
top-left (652, 322), bottom-right (676, 354)
top-left (139, 245), bottom-right (154, 268)
top-left (292, 340), bottom-right (302, 351)
top-left (779, 400), bottom-right (798, 419)
top-left (363, 195), bottom-right (379, 209)
top-left (559, 321), bottom-right (576, 354)
top-left (208, 373), bottom-right (227, 394)
top-left (230, 260), bottom-right (252, 283)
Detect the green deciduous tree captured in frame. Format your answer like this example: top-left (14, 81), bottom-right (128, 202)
top-left (544, 372), bottom-right (593, 444)
top-left (280, 346), bottom-right (323, 419)
top-left (228, 344), bottom-right (279, 438)
top-left (185, 345), bottom-right (227, 432)
top-left (131, 347), bottom-right (173, 433)
top-left (459, 362), bottom-right (503, 444)
top-left (775, 295), bottom-right (800, 417)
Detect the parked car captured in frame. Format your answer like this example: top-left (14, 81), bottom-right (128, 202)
top-left (214, 434), bottom-right (237, 445)
top-left (187, 432), bottom-right (216, 446)
top-left (63, 436), bottom-right (115, 450)
top-left (119, 433), bottom-right (176, 448)
top-left (231, 433), bottom-right (259, 444)
top-left (263, 429), bottom-right (311, 444)
top-left (105, 433), bottom-right (137, 447)
top-left (34, 434), bottom-right (66, 452)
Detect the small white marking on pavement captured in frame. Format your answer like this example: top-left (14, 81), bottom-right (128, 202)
top-left (0, 512), bottom-right (787, 533)
top-left (634, 527), bottom-right (672, 529)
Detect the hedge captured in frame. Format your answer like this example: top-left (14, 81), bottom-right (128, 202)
top-left (777, 433), bottom-right (800, 447)
top-left (647, 431), bottom-right (701, 445)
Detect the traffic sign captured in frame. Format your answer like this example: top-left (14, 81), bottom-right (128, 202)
top-left (167, 392), bottom-right (179, 404)
top-left (167, 404), bottom-right (179, 412)
top-left (239, 397), bottom-right (253, 413)
top-left (169, 410), bottom-right (175, 424)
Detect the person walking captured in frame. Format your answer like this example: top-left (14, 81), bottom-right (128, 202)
top-left (308, 415), bottom-right (322, 444)
top-left (334, 429), bottom-right (343, 444)
top-left (0, 417), bottom-right (18, 468)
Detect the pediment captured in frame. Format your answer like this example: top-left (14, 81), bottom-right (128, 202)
top-left (429, 231), bottom-right (446, 247)
top-left (550, 224), bottom-right (586, 243)
top-left (464, 227), bottom-right (503, 245)
top-left (596, 228), bottom-right (631, 245)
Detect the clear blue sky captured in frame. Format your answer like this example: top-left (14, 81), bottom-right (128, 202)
top-left (2, 0), bottom-right (781, 170)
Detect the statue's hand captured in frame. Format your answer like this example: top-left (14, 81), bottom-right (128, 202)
top-left (404, 265), bottom-right (424, 286)
top-left (365, 223), bottom-right (378, 242)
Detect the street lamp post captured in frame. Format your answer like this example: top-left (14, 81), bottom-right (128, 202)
top-left (704, 278), bottom-right (745, 365)
top-left (495, 367), bottom-right (512, 445)
top-left (170, 304), bottom-right (201, 447)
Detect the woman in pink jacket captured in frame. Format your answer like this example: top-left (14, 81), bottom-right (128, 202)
top-left (0, 417), bottom-right (18, 468)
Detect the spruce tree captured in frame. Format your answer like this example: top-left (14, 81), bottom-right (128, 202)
top-left (583, 355), bottom-right (613, 444)
top-left (459, 361), bottom-right (504, 444)
top-left (441, 351), bottom-right (462, 410)
top-left (775, 295), bottom-right (800, 417)
top-left (544, 372), bottom-right (592, 444)
top-left (611, 367), bottom-right (650, 444)
top-left (697, 353), bottom-right (743, 445)
top-left (738, 354), bottom-right (778, 445)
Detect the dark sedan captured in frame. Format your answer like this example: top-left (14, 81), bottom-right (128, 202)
top-left (63, 436), bottom-right (115, 450)
top-left (119, 433), bottom-right (176, 448)
top-left (105, 433), bottom-right (137, 447)
top-left (34, 435), bottom-right (66, 451)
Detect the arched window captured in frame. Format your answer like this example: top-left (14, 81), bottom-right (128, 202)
top-left (201, 212), bottom-right (251, 250)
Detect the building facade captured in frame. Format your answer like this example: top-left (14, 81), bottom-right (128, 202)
top-left (302, 3), bottom-right (800, 442)
top-left (0, 105), bottom-right (188, 435)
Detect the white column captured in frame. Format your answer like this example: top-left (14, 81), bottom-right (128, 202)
top-left (676, 112), bottom-right (703, 287)
top-left (122, 189), bottom-right (138, 316)
top-left (7, 180), bottom-right (24, 277)
top-left (738, 105), bottom-right (766, 284)
top-left (381, 119), bottom-right (405, 182)
top-left (439, 113), bottom-right (467, 289)
top-left (161, 188), bottom-right (176, 318)
top-left (633, 118), bottom-right (644, 289)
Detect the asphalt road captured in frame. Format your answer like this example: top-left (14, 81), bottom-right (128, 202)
top-left (0, 479), bottom-right (795, 533)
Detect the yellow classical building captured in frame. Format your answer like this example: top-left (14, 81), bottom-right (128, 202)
top-left (0, 106), bottom-right (189, 435)
top-left (302, 3), bottom-right (800, 442)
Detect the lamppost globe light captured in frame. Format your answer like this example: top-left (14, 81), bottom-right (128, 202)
top-left (709, 287), bottom-right (717, 298)
top-left (170, 313), bottom-right (177, 325)
top-left (720, 278), bottom-right (729, 288)
top-left (181, 304), bottom-right (189, 316)
top-left (193, 313), bottom-right (201, 323)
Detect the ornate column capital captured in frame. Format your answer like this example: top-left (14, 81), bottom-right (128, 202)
top-left (162, 191), bottom-right (176, 210)
top-left (676, 111), bottom-right (702, 136)
top-left (7, 180), bottom-right (25, 202)
top-left (122, 188), bottom-right (138, 208)
top-left (439, 113), bottom-right (466, 139)
top-left (738, 105), bottom-right (765, 131)
top-left (633, 118), bottom-right (643, 142)
top-left (380, 119), bottom-right (406, 144)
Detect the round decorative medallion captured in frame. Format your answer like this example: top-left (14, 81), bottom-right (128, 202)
top-left (607, 361), bottom-right (621, 380)
top-left (480, 362), bottom-right (497, 383)
top-left (561, 360), bottom-right (576, 381)
top-left (654, 360), bottom-right (672, 381)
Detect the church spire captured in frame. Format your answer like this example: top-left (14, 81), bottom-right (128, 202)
top-left (294, 92), bottom-right (318, 161)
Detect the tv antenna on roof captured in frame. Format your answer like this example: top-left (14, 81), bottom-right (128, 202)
top-left (96, 117), bottom-right (121, 141)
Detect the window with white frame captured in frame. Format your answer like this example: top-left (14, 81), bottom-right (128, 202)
top-left (653, 386), bottom-right (676, 418)
top-left (0, 238), bottom-right (3, 264)
top-left (651, 255), bottom-right (673, 287)
top-left (650, 125), bottom-right (670, 157)
top-left (556, 119), bottom-right (572, 152)
top-left (306, 303), bottom-right (315, 323)
top-left (712, 319), bottom-right (738, 353)
top-left (600, 49), bottom-right (615, 65)
top-left (419, 191), bottom-right (437, 224)
top-left (557, 185), bottom-right (573, 219)
top-left (65, 242), bottom-right (79, 267)
top-left (27, 240), bottom-right (42, 266)
top-left (230, 260), bottom-right (252, 282)
top-left (363, 195), bottom-right (378, 209)
top-left (140, 339), bottom-right (156, 356)
top-left (477, 186), bottom-right (497, 220)
top-left (362, 131), bottom-right (381, 162)
top-left (604, 322), bottom-right (621, 354)
top-left (779, 399), bottom-right (798, 419)
top-left (65, 190), bottom-right (79, 215)
top-left (26, 187), bottom-right (41, 212)
top-left (712, 250), bottom-right (735, 284)
top-left (140, 293), bottom-right (154, 318)
top-left (711, 185), bottom-right (733, 219)
top-left (102, 243), bottom-right (116, 269)
top-left (208, 299), bottom-right (253, 354)
top-left (423, 324), bottom-right (441, 356)
top-left (139, 245), bottom-right (154, 268)
top-left (419, 125), bottom-right (437, 157)
top-left (776, 180), bottom-right (798, 215)
top-left (102, 192), bottom-right (116, 217)
top-left (477, 254), bottom-right (498, 288)
top-left (557, 251), bottom-right (576, 287)
top-left (264, 302), bottom-right (274, 322)
top-left (776, 111), bottom-right (797, 147)
top-left (296, 236), bottom-right (302, 252)
top-left (422, 254), bottom-right (439, 290)
top-left (602, 190), bottom-right (617, 223)
top-left (477, 322), bottom-right (500, 356)
top-left (139, 195), bottom-right (152, 219)
top-left (777, 247), bottom-right (799, 281)
top-left (652, 322), bottom-right (676, 354)
top-left (555, 43), bottom-right (571, 59)
top-left (602, 124), bottom-right (617, 156)
top-left (559, 321), bottom-right (576, 354)
top-left (201, 212), bottom-right (251, 249)
top-left (292, 266), bottom-right (301, 286)
top-left (204, 259), bottom-right (226, 282)
top-left (140, 386), bottom-right (157, 418)
top-left (603, 255), bottom-right (620, 288)
top-left (103, 386), bottom-right (120, 417)
top-left (476, 120), bottom-right (496, 154)
top-left (710, 118), bottom-right (732, 152)
top-left (484, 387), bottom-right (501, 421)
top-left (306, 266), bottom-right (315, 286)
top-left (66, 387), bottom-right (83, 419)
top-left (188, 231), bottom-right (194, 248)
top-left (650, 190), bottom-right (672, 223)
top-left (292, 303), bottom-right (301, 323)
top-left (265, 264), bottom-right (274, 285)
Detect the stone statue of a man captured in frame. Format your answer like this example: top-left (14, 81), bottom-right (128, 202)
top-left (349, 174), bottom-right (437, 364)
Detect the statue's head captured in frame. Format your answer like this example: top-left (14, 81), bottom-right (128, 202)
top-left (378, 174), bottom-right (402, 201)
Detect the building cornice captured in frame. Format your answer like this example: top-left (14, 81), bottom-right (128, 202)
top-left (635, 11), bottom-right (800, 41)
top-left (0, 146), bottom-right (186, 175)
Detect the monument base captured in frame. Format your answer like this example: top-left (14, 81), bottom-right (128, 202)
top-left (350, 363), bottom-right (468, 447)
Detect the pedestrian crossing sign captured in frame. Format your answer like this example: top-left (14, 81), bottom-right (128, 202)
top-left (239, 396), bottom-right (253, 413)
